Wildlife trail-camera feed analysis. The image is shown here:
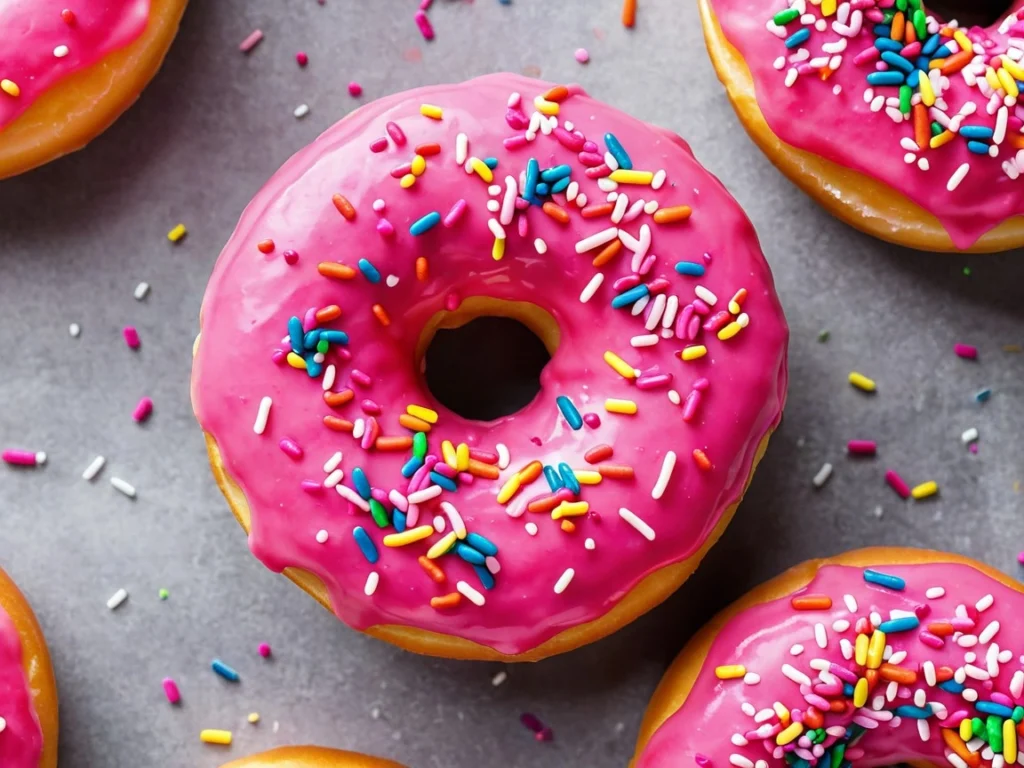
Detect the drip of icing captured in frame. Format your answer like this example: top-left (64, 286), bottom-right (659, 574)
top-left (192, 73), bottom-right (788, 656)
top-left (0, 0), bottom-right (151, 130)
top-left (0, 606), bottom-right (43, 768)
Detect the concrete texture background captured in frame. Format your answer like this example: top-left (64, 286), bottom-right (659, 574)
top-left (0, 1), bottom-right (1022, 766)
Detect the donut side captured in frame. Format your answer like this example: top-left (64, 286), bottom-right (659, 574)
top-left (220, 746), bottom-right (404, 768)
top-left (697, 0), bottom-right (1024, 253)
top-left (0, 0), bottom-right (189, 179)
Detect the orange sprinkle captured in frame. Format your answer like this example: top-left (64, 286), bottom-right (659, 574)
top-left (542, 85), bottom-right (570, 103)
top-left (584, 444), bottom-right (614, 464)
top-left (592, 239), bottom-right (622, 268)
top-left (692, 449), bottom-right (712, 471)
top-left (376, 436), bottom-right (413, 451)
top-left (398, 413), bottom-right (432, 432)
top-left (865, 669), bottom-right (879, 688)
top-left (819, 66), bottom-right (834, 81)
top-left (791, 595), bottom-right (833, 611)
top-left (430, 593), bottom-right (462, 610)
top-left (622, 0), bottom-right (636, 28)
top-left (802, 707), bottom-right (824, 730)
top-left (560, 520), bottom-right (576, 533)
top-left (935, 666), bottom-right (955, 683)
top-left (940, 50), bottom-right (973, 76)
top-left (332, 194), bottom-right (356, 220)
top-left (257, 239), bottom-right (275, 254)
top-left (323, 416), bottom-right (354, 432)
top-left (517, 460), bottom-right (543, 484)
top-left (372, 304), bottom-right (391, 326)
top-left (597, 464), bottom-right (634, 480)
top-left (323, 389), bottom-right (355, 408)
top-left (318, 262), bottom-right (357, 280)
top-left (913, 103), bottom-right (929, 150)
top-left (1009, 133), bottom-right (1024, 150)
top-left (879, 664), bottom-right (917, 685)
top-left (315, 305), bottom-right (342, 324)
top-left (927, 621), bottom-right (955, 637)
top-left (904, 18), bottom-right (916, 44)
top-left (581, 202), bottom-right (615, 219)
top-left (942, 729), bottom-right (981, 768)
top-left (527, 494), bottom-right (563, 514)
top-left (415, 142), bottom-right (441, 156)
top-left (418, 556), bottom-right (446, 583)
top-left (415, 256), bottom-right (429, 281)
top-left (467, 459), bottom-right (500, 480)
top-left (829, 700), bottom-right (847, 714)
top-left (730, 288), bottom-right (748, 308)
top-left (652, 205), bottom-right (692, 224)
top-left (542, 201), bottom-right (570, 224)
top-left (890, 12), bottom-right (904, 41)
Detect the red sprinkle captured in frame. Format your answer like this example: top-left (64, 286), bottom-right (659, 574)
top-left (257, 239), bottom-right (275, 254)
top-left (348, 81), bottom-right (362, 96)
top-left (369, 137), bottom-right (388, 153)
top-left (296, 51), bottom-right (309, 67)
top-left (61, 8), bottom-right (76, 25)
top-left (584, 444), bottom-right (613, 464)
top-left (283, 249), bottom-right (299, 265)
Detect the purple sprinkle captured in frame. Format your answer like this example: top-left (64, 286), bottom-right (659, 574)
top-left (351, 370), bottom-right (372, 388)
top-left (283, 249), bottom-right (299, 265)
top-left (636, 373), bottom-right (672, 390)
top-left (369, 137), bottom-right (388, 153)
top-left (303, 307), bottom-right (318, 331)
top-left (280, 438), bottom-right (303, 459)
top-left (534, 727), bottom-right (554, 742)
top-left (123, 326), bottom-right (140, 349)
top-left (385, 121), bottom-right (407, 146)
top-left (969, 442), bottom-right (978, 454)
top-left (582, 413), bottom-right (601, 429)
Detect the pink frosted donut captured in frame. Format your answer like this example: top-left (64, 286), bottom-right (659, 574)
top-left (699, 0), bottom-right (1024, 251)
top-left (191, 73), bottom-right (788, 661)
top-left (633, 548), bottom-right (1024, 768)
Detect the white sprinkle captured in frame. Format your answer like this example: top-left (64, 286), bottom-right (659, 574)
top-left (652, 169), bottom-right (667, 190)
top-left (455, 133), bottom-right (469, 165)
top-left (832, 619), bottom-right (850, 632)
top-left (618, 507), bottom-right (655, 541)
top-left (110, 477), bottom-right (136, 498)
top-left (134, 282), bottom-right (150, 300)
top-left (407, 485), bottom-right (442, 505)
top-left (457, 581), bottom-right (485, 606)
top-left (947, 162), bottom-right (970, 191)
top-left (631, 295), bottom-right (649, 316)
top-left (322, 364), bottom-right (336, 391)
top-left (976, 594), bottom-right (994, 612)
top-left (82, 455), bottom-right (106, 481)
top-left (667, 389), bottom-right (681, 405)
top-left (323, 469), bottom-right (344, 488)
top-left (575, 227), bottom-right (618, 254)
top-left (525, 522), bottom-right (538, 536)
top-left (604, 151), bottom-right (620, 171)
top-left (844, 594), bottom-right (858, 612)
top-left (313, 352), bottom-right (325, 364)
top-left (253, 396), bottom-right (273, 434)
top-left (432, 515), bottom-right (445, 533)
top-left (488, 184), bottom-right (502, 196)
top-left (643, 200), bottom-right (659, 215)
top-left (631, 334), bottom-right (659, 347)
top-left (487, 218), bottom-right (506, 240)
top-left (372, 199), bottom-right (386, 212)
top-left (1011, 670), bottom-right (1024, 698)
top-left (961, 427), bottom-right (979, 444)
top-left (554, 568), bottom-right (575, 594)
top-left (744, 672), bottom-right (760, 685)
top-left (54, 45), bottom-right (69, 58)
top-left (813, 462), bottom-right (833, 488)
top-left (492, 671), bottom-right (508, 687)
top-left (790, 644), bottom-right (804, 656)
top-left (730, 755), bottom-right (754, 768)
top-left (441, 501), bottom-right (466, 538)
top-left (386, 274), bottom-right (400, 288)
top-left (584, 538), bottom-right (596, 551)
top-left (979, 621), bottom-right (1000, 644)
top-left (364, 571), bottom-right (379, 596)
top-left (815, 623), bottom-right (828, 649)
top-left (315, 529), bottom-right (329, 544)
top-left (645, 293), bottom-right (667, 331)
top-left (323, 451), bottom-right (343, 473)
top-left (69, 323), bottom-right (81, 337)
top-left (534, 238), bottom-right (548, 255)
top-left (352, 419), bottom-right (365, 440)
top-left (924, 661), bottom-right (937, 687)
top-left (782, 664), bottom-right (812, 687)
top-left (662, 295), bottom-right (679, 329)
top-left (651, 451), bottom-right (676, 500)
top-left (694, 285), bottom-right (718, 305)
top-left (579, 273), bottom-right (604, 303)
top-left (336, 484), bottom-right (370, 512)
top-left (496, 443), bottom-right (510, 470)
top-left (293, 103), bottom-right (310, 119)
top-left (611, 192), bottom-right (629, 224)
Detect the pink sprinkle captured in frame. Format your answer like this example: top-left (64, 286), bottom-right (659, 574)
top-left (372, 199), bottom-right (386, 212)
top-left (389, 490), bottom-right (409, 513)
top-left (279, 438), bottom-right (303, 459)
top-left (361, 417), bottom-right (379, 450)
top-left (370, 488), bottom-right (388, 504)
top-left (703, 311), bottom-right (731, 333)
top-left (283, 249), bottom-right (299, 265)
top-left (954, 343), bottom-right (978, 360)
top-left (969, 443), bottom-right (978, 454)
top-left (517, 215), bottom-right (528, 238)
top-left (577, 152), bottom-right (605, 168)
top-left (376, 219), bottom-right (395, 238)
top-left (414, 10), bottom-right (435, 41)
top-left (271, 349), bottom-right (287, 365)
top-left (582, 413), bottom-right (601, 428)
top-left (613, 275), bottom-right (641, 293)
top-left (385, 121), bottom-right (407, 146)
top-left (351, 370), bottom-right (372, 388)
top-left (419, 0), bottom-right (432, 8)
top-left (258, 643), bottom-right (271, 658)
top-left (847, 440), bottom-right (877, 456)
top-left (296, 51), bottom-right (309, 67)
top-left (575, 47), bottom-right (590, 63)
top-left (458, 472), bottom-right (473, 485)
top-left (693, 377), bottom-right (710, 391)
top-left (443, 199), bottom-right (467, 227)
top-left (406, 504), bottom-right (420, 526)
top-left (638, 254), bottom-right (656, 276)
top-left (445, 293), bottom-right (460, 311)
top-left (885, 469), bottom-right (911, 499)
top-left (132, 397), bottom-right (154, 423)
top-left (692, 299), bottom-right (711, 316)
top-left (433, 462), bottom-right (457, 479)
top-left (505, 109), bottom-right (530, 130)
top-left (646, 278), bottom-right (670, 295)
top-left (918, 630), bottom-right (944, 649)
top-left (695, 756), bottom-right (711, 768)
top-left (636, 373), bottom-right (672, 390)
top-left (687, 316), bottom-right (701, 341)
top-left (302, 307), bottom-right (318, 331)
top-left (1018, 551), bottom-right (1024, 564)
top-left (682, 390), bottom-right (702, 421)
top-left (503, 134), bottom-right (529, 150)
top-left (2, 449), bottom-right (41, 466)
top-left (369, 137), bottom-right (389, 153)
top-left (301, 480), bottom-right (323, 494)
top-left (123, 326), bottom-right (140, 349)
top-left (390, 163), bottom-right (413, 179)
top-left (240, 29), bottom-right (264, 53)
top-left (582, 140), bottom-right (599, 153)
top-left (676, 305), bottom-right (694, 339)
top-left (361, 399), bottom-right (382, 415)
top-left (162, 678), bottom-right (181, 704)
top-left (348, 81), bottom-right (362, 96)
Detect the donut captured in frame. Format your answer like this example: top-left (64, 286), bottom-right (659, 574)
top-left (220, 746), bottom-right (403, 768)
top-left (0, 0), bottom-right (189, 179)
top-left (0, 567), bottom-right (58, 768)
top-left (698, 0), bottom-right (1024, 252)
top-left (190, 73), bottom-right (788, 661)
top-left (632, 547), bottom-right (1024, 768)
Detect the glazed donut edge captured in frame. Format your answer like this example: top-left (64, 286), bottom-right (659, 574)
top-left (219, 745), bottom-right (405, 768)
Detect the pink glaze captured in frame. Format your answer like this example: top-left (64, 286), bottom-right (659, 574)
top-left (191, 74), bottom-right (788, 656)
top-left (0, 606), bottom-right (43, 768)
top-left (636, 558), bottom-right (1024, 768)
top-left (0, 0), bottom-right (150, 130)
top-left (708, 0), bottom-right (1024, 248)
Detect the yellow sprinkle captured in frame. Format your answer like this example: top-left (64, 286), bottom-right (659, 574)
top-left (400, 173), bottom-right (417, 189)
top-left (986, 66), bottom-right (1003, 92)
top-left (420, 103), bottom-right (443, 120)
top-left (1002, 56), bottom-right (1024, 82)
top-left (930, 130), bottom-right (956, 150)
top-left (427, 531), bottom-right (457, 559)
top-left (0, 79), bottom-right (20, 97)
top-left (1005, 718), bottom-right (1018, 762)
top-left (406, 404), bottom-right (438, 424)
top-left (492, 236), bottom-right (505, 261)
top-left (917, 73), bottom-right (935, 107)
top-left (200, 729), bottom-right (232, 745)
top-left (728, 300), bottom-right (742, 315)
top-left (608, 169), bottom-right (655, 185)
top-left (286, 352), bottom-right (307, 370)
top-left (455, 443), bottom-right (470, 472)
top-left (441, 440), bottom-right (458, 468)
top-left (853, 677), bottom-right (869, 708)
top-left (854, 633), bottom-right (869, 666)
top-left (773, 701), bottom-right (790, 725)
top-left (605, 398), bottom-right (638, 415)
top-left (496, 474), bottom-right (521, 505)
top-left (552, 501), bottom-right (589, 520)
top-left (533, 96), bottom-right (560, 116)
top-left (998, 67), bottom-right (1019, 98)
top-left (776, 722), bottom-right (804, 746)
top-left (167, 223), bottom-right (187, 242)
top-left (848, 372), bottom-right (876, 392)
top-left (247, 713), bottom-right (260, 724)
top-left (470, 157), bottom-right (494, 183)
top-left (960, 717), bottom-right (974, 742)
top-left (717, 321), bottom-right (743, 341)
top-left (383, 525), bottom-right (435, 547)
top-left (714, 664), bottom-right (746, 680)
top-left (411, 154), bottom-right (427, 176)
top-left (954, 30), bottom-right (973, 57)
top-left (867, 629), bottom-right (886, 669)
top-left (681, 345), bottom-right (707, 361)
top-left (574, 470), bottom-right (602, 485)
top-left (821, 0), bottom-right (836, 15)
top-left (603, 350), bottom-right (637, 379)
top-left (911, 480), bottom-right (939, 500)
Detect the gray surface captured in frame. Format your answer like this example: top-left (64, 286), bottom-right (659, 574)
top-left (1, 1), bottom-right (1023, 766)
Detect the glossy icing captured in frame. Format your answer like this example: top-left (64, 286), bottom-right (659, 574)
top-left (0, 0), bottom-right (150, 130)
top-left (708, 0), bottom-right (1024, 248)
top-left (637, 560), bottom-right (1024, 768)
top-left (0, 606), bottom-right (42, 768)
top-left (192, 73), bottom-right (788, 656)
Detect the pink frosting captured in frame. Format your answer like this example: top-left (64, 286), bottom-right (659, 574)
top-left (0, 0), bottom-right (150, 130)
top-left (636, 559), bottom-right (1024, 767)
top-left (708, 0), bottom-right (1024, 248)
top-left (192, 73), bottom-right (788, 656)
top-left (0, 606), bottom-right (43, 768)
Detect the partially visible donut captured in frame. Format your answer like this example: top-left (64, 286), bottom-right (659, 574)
top-left (699, 0), bottom-right (1024, 252)
top-left (0, 567), bottom-right (58, 768)
top-left (633, 548), bottom-right (1024, 768)
top-left (221, 746), bottom-right (403, 768)
top-left (191, 73), bottom-right (788, 661)
top-left (0, 0), bottom-right (189, 179)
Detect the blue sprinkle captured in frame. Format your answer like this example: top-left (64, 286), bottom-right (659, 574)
top-left (863, 569), bottom-right (906, 591)
top-left (410, 211), bottom-right (441, 236)
top-left (320, 330), bottom-right (349, 345)
top-left (392, 509), bottom-right (407, 533)
top-left (524, 158), bottom-right (540, 203)
top-left (842, 683), bottom-right (855, 697)
top-left (604, 132), bottom-right (632, 170)
top-left (873, 24), bottom-right (891, 36)
top-left (915, 56), bottom-right (931, 72)
top-left (785, 28), bottom-right (811, 49)
top-left (429, 471), bottom-right (457, 492)
top-left (967, 141), bottom-right (991, 155)
top-left (880, 51), bottom-right (915, 74)
top-left (962, 125), bottom-right (995, 140)
top-left (466, 532), bottom-right (498, 556)
top-left (878, 616), bottom-right (919, 633)
top-left (483, 157), bottom-right (498, 169)
top-left (556, 395), bottom-right (583, 430)
top-left (456, 543), bottom-right (486, 566)
top-left (357, 258), bottom-right (381, 283)
top-left (893, 706), bottom-right (932, 720)
top-left (303, 330), bottom-right (321, 349)
top-left (352, 467), bottom-right (371, 499)
top-left (535, 182), bottom-right (550, 197)
top-left (977, 701), bottom-right (1015, 718)
top-left (874, 38), bottom-right (903, 53)
top-left (558, 462), bottom-right (580, 495)
top-left (866, 71), bottom-right (905, 86)
top-left (544, 465), bottom-right (564, 491)
top-left (611, 284), bottom-right (649, 309)
top-left (288, 316), bottom-right (305, 354)
top-left (975, 387), bottom-right (992, 403)
top-left (211, 659), bottom-right (239, 682)
top-left (939, 680), bottom-right (965, 694)
top-left (933, 44), bottom-right (953, 58)
top-left (497, 0), bottom-right (511, 5)
top-left (304, 355), bottom-right (323, 378)
top-left (906, 69), bottom-right (921, 88)
top-left (400, 456), bottom-right (423, 478)
top-left (352, 526), bottom-right (379, 563)
top-left (674, 261), bottom-right (706, 277)
top-left (540, 164), bottom-right (572, 183)
top-left (473, 564), bottom-right (496, 590)
top-left (550, 176), bottom-right (571, 194)
top-left (921, 34), bottom-right (942, 56)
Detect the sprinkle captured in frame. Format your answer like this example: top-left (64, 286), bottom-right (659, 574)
top-left (383, 525), bottom-right (434, 547)
top-left (162, 678), bottom-right (181, 704)
top-left (680, 345), bottom-right (707, 361)
top-left (884, 469), bottom-right (911, 499)
top-left (605, 398), bottom-right (638, 415)
top-left (69, 323), bottom-right (80, 337)
top-left (847, 440), bottom-right (876, 456)
top-left (110, 477), bottom-right (136, 498)
top-left (364, 572), bottom-right (380, 596)
top-left (813, 463), bottom-right (833, 488)
top-left (133, 282), bottom-right (150, 301)
top-left (580, 273), bottom-right (605, 303)
top-left (348, 81), bottom-right (362, 96)
top-left (622, 0), bottom-right (637, 26)
top-left (863, 569), bottom-right (905, 591)
top-left (420, 104), bottom-right (443, 120)
top-left (315, 529), bottom-right (329, 544)
top-left (410, 211), bottom-right (442, 236)
top-left (911, 480), bottom-right (939, 500)
top-left (653, 205), bottom-right (692, 224)
top-left (849, 372), bottom-right (876, 392)
top-left (82, 456), bottom-right (106, 481)
top-left (293, 104), bottom-right (309, 119)
top-left (247, 713), bottom-right (260, 724)
top-left (791, 595), bottom-right (832, 611)
top-left (947, 163), bottom-right (970, 192)
top-left (961, 427), bottom-right (979, 444)
top-left (2, 450), bottom-right (46, 467)
top-left (414, 11), bottom-right (435, 41)
top-left (575, 227), bottom-right (619, 254)
top-left (167, 224), bottom-right (187, 242)
top-left (692, 449), bottom-right (712, 472)
top-left (53, 45), bottom-right (69, 58)
top-left (211, 659), bottom-right (239, 682)
top-left (106, 588), bottom-right (129, 610)
top-left (555, 395), bottom-right (583, 430)
top-left (123, 326), bottom-right (141, 349)
top-left (457, 581), bottom-right (485, 606)
top-left (200, 730), bottom-right (232, 745)
top-left (132, 397), bottom-right (154, 423)
top-left (716, 665), bottom-right (747, 680)
top-left (554, 568), bottom-right (575, 594)
top-left (618, 507), bottom-right (655, 540)
top-left (954, 343), bottom-right (978, 360)
top-left (239, 29), bottom-right (263, 52)
top-left (575, 48), bottom-right (589, 63)
top-left (258, 643), bottom-right (271, 657)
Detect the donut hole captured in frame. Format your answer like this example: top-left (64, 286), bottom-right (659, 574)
top-left (926, 0), bottom-right (1011, 27)
top-left (422, 302), bottom-right (556, 421)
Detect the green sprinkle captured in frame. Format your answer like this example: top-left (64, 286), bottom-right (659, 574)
top-left (963, 266), bottom-right (972, 276)
top-left (931, 121), bottom-right (943, 137)
top-left (912, 9), bottom-right (927, 39)
top-left (773, 8), bottom-right (799, 24)
top-left (987, 715), bottom-right (1003, 752)
top-left (973, 717), bottom-right (987, 741)
top-left (159, 588), bottom-right (169, 600)
top-left (1012, 706), bottom-right (1024, 724)
top-left (899, 85), bottom-right (912, 115)
top-left (369, 499), bottom-right (389, 528)
top-left (818, 329), bottom-right (831, 343)
top-left (413, 431), bottom-right (427, 459)
top-left (316, 339), bottom-right (329, 354)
